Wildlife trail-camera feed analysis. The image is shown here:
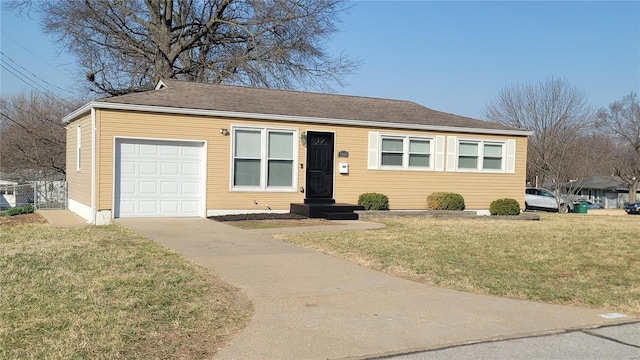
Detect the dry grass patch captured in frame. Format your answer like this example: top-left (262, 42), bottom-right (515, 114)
top-left (0, 212), bottom-right (48, 228)
top-left (0, 224), bottom-right (251, 359)
top-left (276, 213), bottom-right (640, 315)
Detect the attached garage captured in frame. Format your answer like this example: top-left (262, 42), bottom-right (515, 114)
top-left (114, 138), bottom-right (205, 218)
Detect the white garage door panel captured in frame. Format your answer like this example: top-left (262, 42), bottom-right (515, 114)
top-left (120, 200), bottom-right (136, 214)
top-left (115, 139), bottom-right (204, 218)
top-left (182, 181), bottom-right (200, 194)
top-left (181, 200), bottom-right (200, 212)
top-left (162, 163), bottom-right (179, 175)
top-left (160, 181), bottom-right (179, 194)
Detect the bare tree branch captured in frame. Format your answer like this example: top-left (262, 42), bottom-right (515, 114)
top-left (484, 78), bottom-right (596, 191)
top-left (0, 93), bottom-right (79, 180)
top-left (9, 0), bottom-right (359, 96)
top-left (597, 92), bottom-right (640, 203)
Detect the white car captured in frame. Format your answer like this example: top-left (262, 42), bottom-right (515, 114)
top-left (525, 187), bottom-right (569, 213)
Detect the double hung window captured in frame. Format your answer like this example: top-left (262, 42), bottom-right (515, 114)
top-left (482, 144), bottom-right (503, 170)
top-left (457, 140), bottom-right (504, 171)
top-left (379, 135), bottom-right (432, 169)
top-left (232, 127), bottom-right (296, 190)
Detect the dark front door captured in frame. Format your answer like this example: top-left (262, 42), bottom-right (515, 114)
top-left (305, 131), bottom-right (334, 202)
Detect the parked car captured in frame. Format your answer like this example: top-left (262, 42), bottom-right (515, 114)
top-left (525, 187), bottom-right (569, 213)
top-left (625, 202), bottom-right (640, 215)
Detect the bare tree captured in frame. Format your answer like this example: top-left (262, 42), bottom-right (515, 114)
top-left (0, 92), bottom-right (78, 180)
top-left (9, 0), bottom-right (358, 96)
top-left (484, 78), bottom-right (595, 190)
top-left (597, 92), bottom-right (640, 203)
top-left (553, 132), bottom-right (617, 204)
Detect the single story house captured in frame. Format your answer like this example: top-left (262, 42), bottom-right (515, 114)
top-left (557, 176), bottom-right (639, 209)
top-left (63, 79), bottom-right (532, 224)
top-left (0, 179), bottom-right (33, 209)
top-left (0, 179), bottom-right (19, 209)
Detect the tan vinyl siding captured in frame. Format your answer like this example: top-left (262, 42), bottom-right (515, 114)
top-left (95, 109), bottom-right (527, 212)
top-left (96, 109), bottom-right (225, 211)
top-left (332, 127), bottom-right (527, 210)
top-left (66, 114), bottom-right (92, 206)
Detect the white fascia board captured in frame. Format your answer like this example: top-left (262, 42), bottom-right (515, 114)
top-left (62, 102), bottom-right (95, 123)
top-left (68, 101), bottom-right (534, 137)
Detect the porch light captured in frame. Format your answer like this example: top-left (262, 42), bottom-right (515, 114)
top-left (220, 128), bottom-right (229, 136)
top-left (300, 131), bottom-right (307, 145)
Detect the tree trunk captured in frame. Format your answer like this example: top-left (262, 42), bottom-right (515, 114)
top-left (630, 178), bottom-right (639, 203)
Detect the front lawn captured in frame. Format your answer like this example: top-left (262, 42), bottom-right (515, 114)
top-left (0, 224), bottom-right (251, 359)
top-left (276, 213), bottom-right (640, 315)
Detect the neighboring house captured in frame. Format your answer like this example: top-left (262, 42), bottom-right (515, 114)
top-left (63, 79), bottom-right (531, 224)
top-left (0, 179), bottom-right (33, 209)
top-left (0, 180), bottom-right (18, 209)
top-left (559, 176), bottom-right (639, 209)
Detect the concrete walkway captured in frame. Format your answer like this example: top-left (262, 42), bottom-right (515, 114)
top-left (115, 218), bottom-right (637, 359)
top-left (36, 209), bottom-right (87, 227)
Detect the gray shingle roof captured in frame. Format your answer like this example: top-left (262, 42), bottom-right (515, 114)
top-left (98, 79), bottom-right (526, 133)
top-left (576, 176), bottom-right (629, 191)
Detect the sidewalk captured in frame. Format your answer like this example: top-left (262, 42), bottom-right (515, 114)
top-left (36, 209), bottom-right (87, 227)
top-left (115, 217), bottom-right (637, 359)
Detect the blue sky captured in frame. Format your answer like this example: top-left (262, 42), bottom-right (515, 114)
top-left (1, 1), bottom-right (639, 119)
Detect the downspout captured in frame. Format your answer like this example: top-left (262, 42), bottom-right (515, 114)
top-left (90, 107), bottom-right (96, 224)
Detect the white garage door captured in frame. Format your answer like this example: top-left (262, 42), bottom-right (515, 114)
top-left (115, 139), bottom-right (204, 218)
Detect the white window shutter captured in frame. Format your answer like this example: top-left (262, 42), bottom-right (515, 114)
top-left (434, 136), bottom-right (445, 171)
top-left (506, 139), bottom-right (516, 173)
top-left (446, 136), bottom-right (457, 171)
top-left (368, 132), bottom-right (379, 169)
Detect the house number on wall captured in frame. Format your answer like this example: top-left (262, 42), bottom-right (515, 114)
top-left (338, 151), bottom-right (349, 158)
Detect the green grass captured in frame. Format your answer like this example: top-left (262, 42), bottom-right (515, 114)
top-left (276, 213), bottom-right (640, 315)
top-left (0, 224), bottom-right (251, 359)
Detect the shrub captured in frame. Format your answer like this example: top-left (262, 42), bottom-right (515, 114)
top-left (490, 198), bottom-right (521, 216)
top-left (427, 192), bottom-right (465, 210)
top-left (358, 193), bottom-right (389, 210)
top-left (6, 204), bottom-right (35, 216)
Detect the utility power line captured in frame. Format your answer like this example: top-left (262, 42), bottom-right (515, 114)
top-left (1, 30), bottom-right (80, 97)
top-left (0, 50), bottom-right (76, 97)
top-left (0, 52), bottom-right (76, 106)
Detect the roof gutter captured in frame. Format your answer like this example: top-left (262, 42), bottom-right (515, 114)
top-left (63, 101), bottom-right (534, 136)
top-left (62, 102), bottom-right (95, 123)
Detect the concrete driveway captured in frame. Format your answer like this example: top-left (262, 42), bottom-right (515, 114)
top-left (116, 218), bottom-right (635, 359)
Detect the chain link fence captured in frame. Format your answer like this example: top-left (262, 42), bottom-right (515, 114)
top-left (0, 181), bottom-right (67, 210)
top-left (34, 180), bottom-right (67, 209)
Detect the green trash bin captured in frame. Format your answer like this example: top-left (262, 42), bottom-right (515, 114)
top-left (575, 202), bottom-right (588, 214)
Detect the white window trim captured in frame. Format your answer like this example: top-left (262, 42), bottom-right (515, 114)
top-left (76, 124), bottom-right (82, 171)
top-left (447, 136), bottom-right (515, 174)
top-left (230, 125), bottom-right (298, 192)
top-left (371, 132), bottom-right (439, 171)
